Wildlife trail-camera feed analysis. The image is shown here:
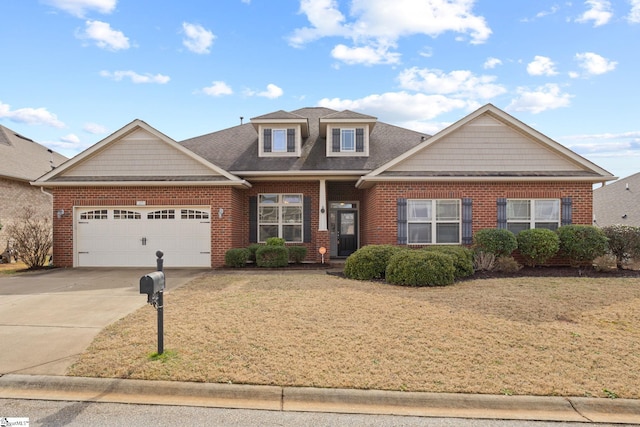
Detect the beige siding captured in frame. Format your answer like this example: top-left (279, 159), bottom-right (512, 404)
top-left (64, 129), bottom-right (218, 177)
top-left (389, 115), bottom-right (583, 172)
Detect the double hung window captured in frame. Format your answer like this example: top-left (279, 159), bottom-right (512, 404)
top-left (258, 194), bottom-right (303, 242)
top-left (407, 199), bottom-right (460, 244)
top-left (506, 199), bottom-right (560, 233)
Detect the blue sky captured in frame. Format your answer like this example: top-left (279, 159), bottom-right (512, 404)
top-left (1, 0), bottom-right (639, 179)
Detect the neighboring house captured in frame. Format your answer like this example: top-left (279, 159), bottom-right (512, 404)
top-left (0, 124), bottom-right (67, 258)
top-left (593, 172), bottom-right (640, 227)
top-left (33, 104), bottom-right (615, 268)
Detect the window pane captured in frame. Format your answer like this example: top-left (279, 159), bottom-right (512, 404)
top-left (408, 200), bottom-right (431, 221)
top-left (259, 225), bottom-right (278, 242)
top-left (535, 222), bottom-right (559, 231)
top-left (259, 206), bottom-right (278, 223)
top-left (436, 200), bottom-right (460, 221)
top-left (283, 225), bottom-right (302, 242)
top-left (272, 129), bottom-right (286, 152)
top-left (259, 194), bottom-right (278, 204)
top-left (282, 206), bottom-right (302, 223)
top-left (436, 224), bottom-right (460, 243)
top-left (535, 200), bottom-right (559, 221)
top-left (507, 200), bottom-right (530, 220)
top-left (408, 223), bottom-right (431, 244)
top-left (282, 194), bottom-right (302, 204)
top-left (341, 129), bottom-right (355, 151)
top-left (507, 223), bottom-right (530, 234)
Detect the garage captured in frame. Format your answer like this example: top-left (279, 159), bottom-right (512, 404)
top-left (75, 207), bottom-right (211, 267)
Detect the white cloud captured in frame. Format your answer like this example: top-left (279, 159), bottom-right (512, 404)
top-left (483, 57), bottom-right (502, 69)
top-left (629, 0), bottom-right (640, 23)
top-left (398, 67), bottom-right (506, 99)
top-left (60, 133), bottom-right (80, 144)
top-left (507, 84), bottom-right (573, 114)
top-left (258, 84), bottom-right (283, 99)
top-left (526, 56), bottom-right (558, 76)
top-left (83, 123), bottom-right (108, 134)
top-left (100, 70), bottom-right (170, 84)
top-left (202, 81), bottom-right (233, 96)
top-left (318, 92), bottom-right (472, 122)
top-left (182, 22), bottom-right (215, 54)
top-left (574, 52), bottom-right (617, 75)
top-left (331, 43), bottom-right (400, 65)
top-left (43, 0), bottom-right (116, 17)
top-left (576, 0), bottom-right (613, 26)
top-left (0, 100), bottom-right (65, 128)
top-left (289, 0), bottom-right (491, 65)
top-left (78, 20), bottom-right (129, 51)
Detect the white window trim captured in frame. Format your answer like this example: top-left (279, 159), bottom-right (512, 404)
top-left (340, 128), bottom-right (356, 152)
top-left (258, 193), bottom-right (304, 243)
top-left (407, 199), bottom-right (461, 245)
top-left (326, 124), bottom-right (370, 157)
top-left (506, 199), bottom-right (561, 232)
top-left (258, 125), bottom-right (301, 157)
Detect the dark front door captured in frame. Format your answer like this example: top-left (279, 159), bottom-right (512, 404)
top-left (337, 210), bottom-right (357, 257)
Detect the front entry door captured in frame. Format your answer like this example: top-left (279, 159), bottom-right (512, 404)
top-left (337, 210), bottom-right (358, 257)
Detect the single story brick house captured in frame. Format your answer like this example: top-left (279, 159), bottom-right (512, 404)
top-left (34, 104), bottom-right (615, 268)
top-left (0, 124), bottom-right (66, 260)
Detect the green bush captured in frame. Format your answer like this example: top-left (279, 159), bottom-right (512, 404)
top-left (256, 245), bottom-right (289, 268)
top-left (288, 246), bottom-right (308, 264)
top-left (422, 246), bottom-right (474, 279)
top-left (224, 248), bottom-right (250, 268)
top-left (516, 228), bottom-right (559, 267)
top-left (473, 228), bottom-right (518, 257)
top-left (386, 250), bottom-right (455, 287)
top-left (557, 225), bottom-right (609, 268)
top-left (601, 225), bottom-right (640, 268)
top-left (266, 237), bottom-right (286, 246)
top-left (247, 244), bottom-right (263, 262)
top-left (344, 245), bottom-right (405, 280)
top-left (493, 255), bottom-right (522, 273)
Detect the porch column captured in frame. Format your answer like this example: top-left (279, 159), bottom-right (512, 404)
top-left (318, 179), bottom-right (328, 231)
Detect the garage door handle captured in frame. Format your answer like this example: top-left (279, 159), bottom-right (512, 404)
top-left (78, 251), bottom-right (89, 254)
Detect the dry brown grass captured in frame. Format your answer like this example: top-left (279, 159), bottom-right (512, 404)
top-left (68, 272), bottom-right (640, 398)
top-left (0, 261), bottom-right (27, 273)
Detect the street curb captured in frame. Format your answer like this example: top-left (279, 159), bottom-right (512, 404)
top-left (1, 374), bottom-right (639, 423)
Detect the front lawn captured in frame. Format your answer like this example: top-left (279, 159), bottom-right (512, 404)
top-left (68, 272), bottom-right (640, 398)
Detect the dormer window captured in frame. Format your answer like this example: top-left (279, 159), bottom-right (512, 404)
top-left (327, 125), bottom-right (368, 156)
top-left (341, 129), bottom-right (355, 152)
top-left (250, 110), bottom-right (308, 158)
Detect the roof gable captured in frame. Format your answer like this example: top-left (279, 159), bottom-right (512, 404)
top-left (35, 120), bottom-right (249, 187)
top-left (360, 104), bottom-right (614, 185)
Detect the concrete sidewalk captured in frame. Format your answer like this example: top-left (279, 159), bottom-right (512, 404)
top-left (0, 374), bottom-right (639, 424)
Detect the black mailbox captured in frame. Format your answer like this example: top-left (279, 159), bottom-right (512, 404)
top-left (140, 271), bottom-right (165, 296)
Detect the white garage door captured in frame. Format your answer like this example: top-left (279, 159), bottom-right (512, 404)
top-left (75, 207), bottom-right (211, 267)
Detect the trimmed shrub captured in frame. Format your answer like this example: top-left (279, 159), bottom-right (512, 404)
top-left (422, 246), bottom-right (474, 279)
top-left (288, 246), bottom-right (308, 264)
top-left (601, 225), bottom-right (640, 268)
top-left (224, 248), bottom-right (250, 268)
top-left (493, 255), bottom-right (522, 273)
top-left (473, 228), bottom-right (518, 257)
top-left (386, 250), bottom-right (456, 287)
top-left (256, 245), bottom-right (289, 268)
top-left (557, 225), bottom-right (609, 268)
top-left (344, 245), bottom-right (405, 280)
top-left (247, 244), bottom-right (263, 262)
top-left (516, 228), bottom-right (559, 267)
top-left (266, 237), bottom-right (286, 246)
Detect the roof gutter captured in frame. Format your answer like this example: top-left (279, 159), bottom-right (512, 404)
top-left (356, 175), bottom-right (618, 189)
top-left (32, 180), bottom-right (252, 188)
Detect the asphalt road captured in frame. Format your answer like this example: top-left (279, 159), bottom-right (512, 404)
top-left (0, 399), bottom-right (622, 427)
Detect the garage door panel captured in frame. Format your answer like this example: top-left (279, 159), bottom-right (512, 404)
top-left (76, 207), bottom-right (211, 267)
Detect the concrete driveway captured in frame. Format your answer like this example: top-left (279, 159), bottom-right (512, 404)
top-left (0, 267), bottom-right (207, 375)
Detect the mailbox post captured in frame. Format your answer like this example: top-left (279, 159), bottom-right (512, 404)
top-left (139, 250), bottom-right (165, 355)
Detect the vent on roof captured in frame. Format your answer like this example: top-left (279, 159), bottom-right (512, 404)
top-left (14, 133), bottom-right (35, 142)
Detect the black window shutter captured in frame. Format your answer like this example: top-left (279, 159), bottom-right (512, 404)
top-left (263, 128), bottom-right (272, 153)
top-left (249, 196), bottom-right (258, 243)
top-left (303, 196), bottom-right (312, 243)
top-left (497, 198), bottom-right (507, 229)
top-left (462, 198), bottom-right (473, 245)
top-left (287, 128), bottom-right (296, 152)
top-left (397, 198), bottom-right (407, 245)
top-left (332, 128), bottom-right (340, 152)
top-left (561, 197), bottom-right (572, 226)
top-left (356, 128), bottom-right (364, 152)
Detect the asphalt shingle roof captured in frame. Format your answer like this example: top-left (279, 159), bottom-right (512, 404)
top-left (593, 172), bottom-right (640, 227)
top-left (179, 107), bottom-right (429, 174)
